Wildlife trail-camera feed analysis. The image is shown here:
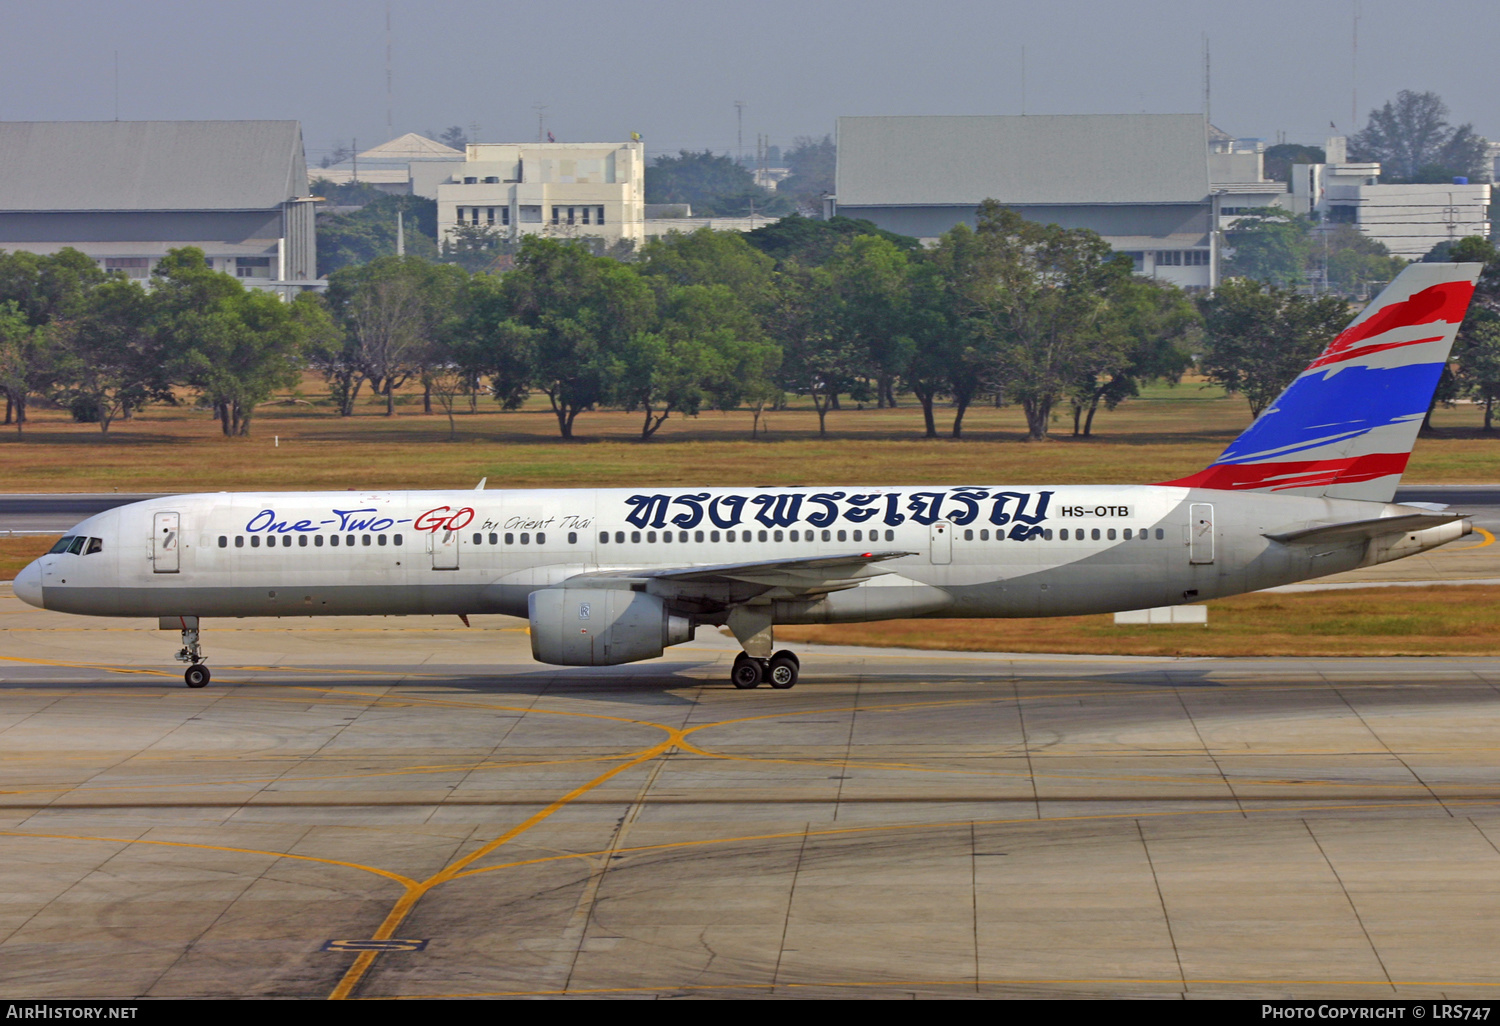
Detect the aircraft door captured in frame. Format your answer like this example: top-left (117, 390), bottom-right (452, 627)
top-left (152, 512), bottom-right (180, 574)
top-left (429, 527), bottom-right (460, 570)
top-left (1189, 503), bottom-right (1215, 564)
top-left (930, 520), bottom-right (952, 565)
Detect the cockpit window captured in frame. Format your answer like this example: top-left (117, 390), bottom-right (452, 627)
top-left (84, 537), bottom-right (103, 555)
top-left (48, 536), bottom-right (76, 554)
top-left (65, 536), bottom-right (86, 555)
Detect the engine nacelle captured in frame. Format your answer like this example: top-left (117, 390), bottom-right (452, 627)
top-left (528, 587), bottom-right (694, 666)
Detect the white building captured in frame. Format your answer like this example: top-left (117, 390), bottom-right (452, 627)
top-left (1289, 138), bottom-right (1490, 260)
top-left (435, 141), bottom-right (645, 250)
top-left (313, 133), bottom-right (464, 197)
top-left (1209, 129), bottom-right (1289, 228)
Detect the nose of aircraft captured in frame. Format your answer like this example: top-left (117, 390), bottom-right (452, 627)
top-left (12, 560), bottom-right (44, 608)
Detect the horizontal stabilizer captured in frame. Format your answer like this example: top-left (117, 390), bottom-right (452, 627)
top-left (1264, 512), bottom-right (1468, 545)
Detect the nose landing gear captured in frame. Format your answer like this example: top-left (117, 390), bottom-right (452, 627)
top-left (173, 625), bottom-right (210, 688)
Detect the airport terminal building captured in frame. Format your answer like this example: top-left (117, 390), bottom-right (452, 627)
top-left (0, 120), bottom-right (320, 295)
top-left (832, 113), bottom-right (1229, 289)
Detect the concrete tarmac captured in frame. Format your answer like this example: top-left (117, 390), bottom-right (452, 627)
top-left (5, 584), bottom-right (1500, 999)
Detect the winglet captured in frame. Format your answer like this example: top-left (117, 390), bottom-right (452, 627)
top-left (475, 478), bottom-right (487, 491)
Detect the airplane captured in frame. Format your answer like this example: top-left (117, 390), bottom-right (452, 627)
top-left (10, 262), bottom-right (1484, 691)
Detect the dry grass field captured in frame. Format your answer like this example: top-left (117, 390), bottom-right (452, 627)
top-left (6, 377), bottom-right (1500, 658)
top-left (778, 585), bottom-right (1500, 658)
top-left (1, 373), bottom-right (1499, 492)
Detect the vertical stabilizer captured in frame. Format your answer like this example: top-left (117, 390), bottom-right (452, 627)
top-left (1164, 262), bottom-right (1482, 501)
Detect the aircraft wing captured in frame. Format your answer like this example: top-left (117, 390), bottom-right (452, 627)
top-left (567, 550), bottom-right (918, 601)
top-left (1264, 512), bottom-right (1468, 545)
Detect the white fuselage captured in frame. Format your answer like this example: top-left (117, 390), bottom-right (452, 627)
top-left (15, 484), bottom-right (1468, 630)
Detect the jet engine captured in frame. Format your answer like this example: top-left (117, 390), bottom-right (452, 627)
top-left (528, 587), bottom-right (695, 666)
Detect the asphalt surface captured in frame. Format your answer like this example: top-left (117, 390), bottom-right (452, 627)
top-left (5, 588), bottom-right (1500, 999)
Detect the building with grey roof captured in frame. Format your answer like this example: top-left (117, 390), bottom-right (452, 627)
top-left (0, 120), bottom-right (320, 294)
top-left (834, 113), bottom-right (1233, 288)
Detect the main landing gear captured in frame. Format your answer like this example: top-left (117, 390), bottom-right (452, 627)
top-left (731, 650), bottom-right (799, 690)
top-left (173, 625), bottom-right (210, 689)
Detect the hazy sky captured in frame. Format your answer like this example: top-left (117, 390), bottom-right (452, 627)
top-left (3, 0), bottom-right (1495, 166)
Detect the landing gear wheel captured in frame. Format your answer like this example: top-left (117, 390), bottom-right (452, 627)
top-left (184, 664), bottom-right (210, 689)
top-left (731, 653), bottom-right (763, 689)
top-left (767, 654), bottom-right (799, 689)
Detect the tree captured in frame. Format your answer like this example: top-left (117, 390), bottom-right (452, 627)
top-left (441, 223), bottom-right (511, 273)
top-left (934, 202), bottom-right (1132, 441)
top-left (1223, 210), bottom-right (1315, 286)
top-left (778, 135), bottom-right (836, 213)
top-left (50, 277), bottom-right (173, 434)
top-left (1068, 276), bottom-right (1197, 437)
top-left (478, 237), bottom-right (655, 438)
top-left (821, 234), bottom-right (915, 408)
top-left (149, 249), bottom-right (337, 436)
top-left (316, 194), bottom-right (440, 275)
top-left (1450, 237), bottom-right (1500, 429)
top-left (438, 126), bottom-right (469, 151)
top-left (745, 214), bottom-right (919, 268)
top-left (1198, 280), bottom-right (1350, 417)
top-left (0, 248), bottom-right (107, 426)
top-left (1348, 90), bottom-right (1489, 183)
top-left (645, 150), bottom-right (787, 217)
top-left (322, 257), bottom-right (469, 417)
top-left (1263, 143), bottom-right (1326, 184)
top-left (1320, 225), bottom-right (1405, 298)
top-left (766, 262), bottom-right (873, 438)
top-left (308, 177), bottom-right (387, 209)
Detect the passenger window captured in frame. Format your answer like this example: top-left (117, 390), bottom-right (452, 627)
top-left (85, 537), bottom-right (103, 555)
top-left (772, 530), bottom-right (783, 542)
top-left (283, 535), bottom-right (293, 547)
top-left (361, 535), bottom-right (371, 546)
top-left (394, 534), bottom-right (403, 546)
top-left (473, 532), bottom-right (482, 545)
top-left (631, 531), bottom-right (640, 543)
top-left (315, 535), bottom-right (324, 547)
top-left (710, 531), bottom-right (720, 542)
top-left (964, 529), bottom-right (973, 540)
top-left (600, 531), bottom-right (609, 543)
top-left (1123, 529), bottom-right (1133, 540)
top-left (537, 532), bottom-right (546, 545)
top-left (822, 530), bottom-right (831, 541)
top-left (378, 534), bottom-right (387, 546)
top-left (298, 535), bottom-right (308, 547)
top-left (615, 531), bottom-right (625, 544)
top-left (251, 536), bottom-right (261, 548)
top-left (1107, 529), bottom-right (1116, 540)
top-left (504, 533), bottom-right (514, 545)
top-left (758, 530), bottom-right (768, 542)
top-left (678, 531), bottom-right (688, 542)
top-left (695, 531), bottom-right (705, 542)
top-left (727, 531), bottom-right (736, 542)
top-left (1091, 529), bottom-right (1101, 541)
top-left (218, 536), bottom-right (228, 548)
top-left (568, 532), bottom-right (577, 544)
top-left (885, 530), bottom-right (895, 541)
top-left (1155, 528), bottom-right (1165, 540)
top-left (48, 536), bottom-right (75, 554)
top-left (837, 530), bottom-right (846, 542)
top-left (330, 535), bottom-right (340, 547)
top-left (346, 535), bottom-right (355, 546)
top-left (520, 533), bottom-right (530, 545)
top-left (853, 530), bottom-right (862, 542)
top-left (235, 536), bottom-right (244, 548)
top-left (647, 531), bottom-right (656, 543)
top-left (980, 529), bottom-right (990, 541)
